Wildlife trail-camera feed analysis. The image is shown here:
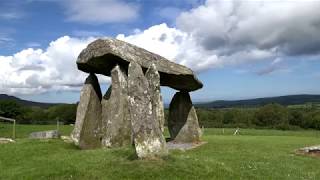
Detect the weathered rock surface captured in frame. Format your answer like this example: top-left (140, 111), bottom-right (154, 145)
top-left (128, 62), bottom-right (168, 158)
top-left (145, 63), bottom-right (165, 132)
top-left (77, 38), bottom-right (203, 91)
top-left (71, 73), bottom-right (102, 149)
top-left (166, 141), bottom-right (207, 151)
top-left (29, 130), bottom-right (60, 139)
top-left (168, 91), bottom-right (201, 143)
top-left (101, 65), bottom-right (132, 147)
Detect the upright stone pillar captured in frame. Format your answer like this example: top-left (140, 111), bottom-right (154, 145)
top-left (145, 64), bottom-right (165, 133)
top-left (168, 91), bottom-right (201, 143)
top-left (101, 65), bottom-right (132, 147)
top-left (71, 73), bottom-right (102, 149)
top-left (128, 62), bottom-right (168, 158)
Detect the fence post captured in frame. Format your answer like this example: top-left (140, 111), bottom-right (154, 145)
top-left (57, 119), bottom-right (59, 131)
top-left (13, 120), bottom-right (16, 139)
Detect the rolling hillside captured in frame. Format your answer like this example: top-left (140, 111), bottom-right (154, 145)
top-left (0, 94), bottom-right (60, 108)
top-left (1, 94), bottom-right (320, 109)
top-left (195, 94), bottom-right (320, 108)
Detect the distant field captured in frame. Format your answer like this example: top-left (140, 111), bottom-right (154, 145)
top-left (1, 125), bottom-right (320, 179)
top-left (0, 123), bottom-right (73, 138)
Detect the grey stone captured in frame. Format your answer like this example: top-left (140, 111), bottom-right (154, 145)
top-left (145, 63), bottom-right (165, 132)
top-left (77, 38), bottom-right (203, 91)
top-left (101, 65), bottom-right (132, 147)
top-left (71, 73), bottom-right (102, 149)
top-left (128, 62), bottom-right (168, 158)
top-left (166, 141), bottom-right (207, 151)
top-left (168, 91), bottom-right (202, 143)
top-left (29, 130), bottom-right (60, 139)
top-left (0, 138), bottom-right (15, 144)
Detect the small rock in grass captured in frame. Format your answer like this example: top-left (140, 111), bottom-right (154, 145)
top-left (0, 138), bottom-right (15, 144)
top-left (29, 130), bottom-right (60, 139)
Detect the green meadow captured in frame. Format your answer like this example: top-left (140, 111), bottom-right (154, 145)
top-left (0, 125), bottom-right (320, 179)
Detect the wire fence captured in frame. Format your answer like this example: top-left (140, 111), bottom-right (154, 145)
top-left (0, 118), bottom-right (72, 139)
top-left (0, 116), bottom-right (16, 139)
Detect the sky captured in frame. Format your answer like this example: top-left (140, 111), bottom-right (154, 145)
top-left (0, 0), bottom-right (320, 103)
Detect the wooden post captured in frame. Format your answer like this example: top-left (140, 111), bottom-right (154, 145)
top-left (57, 119), bottom-right (59, 131)
top-left (0, 116), bottom-right (16, 139)
top-left (13, 120), bottom-right (16, 139)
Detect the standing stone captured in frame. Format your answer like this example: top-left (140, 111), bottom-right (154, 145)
top-left (145, 64), bottom-right (165, 132)
top-left (128, 62), bottom-right (168, 158)
top-left (101, 65), bottom-right (132, 147)
top-left (168, 91), bottom-right (201, 143)
top-left (71, 73), bottom-right (102, 149)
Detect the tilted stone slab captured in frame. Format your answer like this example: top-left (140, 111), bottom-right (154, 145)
top-left (101, 65), bottom-right (132, 147)
top-left (128, 62), bottom-right (168, 158)
top-left (168, 91), bottom-right (202, 143)
top-left (145, 63), bottom-right (165, 132)
top-left (77, 38), bottom-right (203, 91)
top-left (29, 130), bottom-right (60, 139)
top-left (71, 73), bottom-right (102, 149)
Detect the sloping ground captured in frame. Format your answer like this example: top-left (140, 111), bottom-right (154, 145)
top-left (196, 94), bottom-right (320, 108)
top-left (0, 94), bottom-right (60, 108)
top-left (0, 127), bottom-right (320, 179)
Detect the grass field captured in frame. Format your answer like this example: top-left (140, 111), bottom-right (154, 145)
top-left (1, 124), bottom-right (320, 179)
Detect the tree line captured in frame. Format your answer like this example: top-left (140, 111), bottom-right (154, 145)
top-left (0, 100), bottom-right (76, 125)
top-left (195, 103), bottom-right (320, 130)
top-left (0, 99), bottom-right (320, 130)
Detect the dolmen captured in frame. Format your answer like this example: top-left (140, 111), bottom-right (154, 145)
top-left (71, 38), bottom-right (203, 159)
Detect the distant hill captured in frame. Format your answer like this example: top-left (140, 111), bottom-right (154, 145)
top-left (195, 94), bottom-right (320, 108)
top-left (2, 94), bottom-right (320, 109)
top-left (0, 94), bottom-right (60, 108)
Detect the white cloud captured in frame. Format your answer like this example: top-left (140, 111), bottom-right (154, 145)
top-left (117, 23), bottom-right (220, 72)
top-left (158, 7), bottom-right (183, 21)
top-left (0, 12), bottom-right (23, 20)
top-left (177, 0), bottom-right (320, 55)
top-left (72, 30), bottom-right (104, 37)
top-left (26, 42), bottom-right (41, 48)
top-left (118, 0), bottom-right (320, 73)
top-left (62, 0), bottom-right (139, 24)
top-left (116, 23), bottom-right (273, 72)
top-left (2, 0), bottom-right (320, 95)
top-left (0, 36), bottom-right (110, 95)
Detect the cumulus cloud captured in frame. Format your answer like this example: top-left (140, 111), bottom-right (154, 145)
top-left (117, 23), bottom-right (274, 72)
top-left (0, 36), bottom-right (110, 95)
top-left (2, 0), bottom-right (320, 95)
top-left (177, 0), bottom-right (320, 55)
top-left (118, 0), bottom-right (320, 72)
top-left (62, 0), bottom-right (139, 24)
top-left (256, 58), bottom-right (289, 75)
top-left (117, 23), bottom-right (222, 72)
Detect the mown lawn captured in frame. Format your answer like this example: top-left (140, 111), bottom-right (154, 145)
top-left (0, 125), bottom-right (320, 179)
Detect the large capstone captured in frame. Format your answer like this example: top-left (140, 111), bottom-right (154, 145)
top-left (101, 65), bottom-right (132, 147)
top-left (77, 38), bottom-right (203, 91)
top-left (71, 73), bottom-right (102, 149)
top-left (168, 91), bottom-right (201, 143)
top-left (145, 63), bottom-right (165, 132)
top-left (128, 62), bottom-right (168, 158)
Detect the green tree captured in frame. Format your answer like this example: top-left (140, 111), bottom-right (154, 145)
top-left (47, 104), bottom-right (77, 124)
top-left (289, 110), bottom-right (303, 127)
top-left (0, 100), bottom-right (23, 119)
top-left (254, 103), bottom-right (289, 129)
